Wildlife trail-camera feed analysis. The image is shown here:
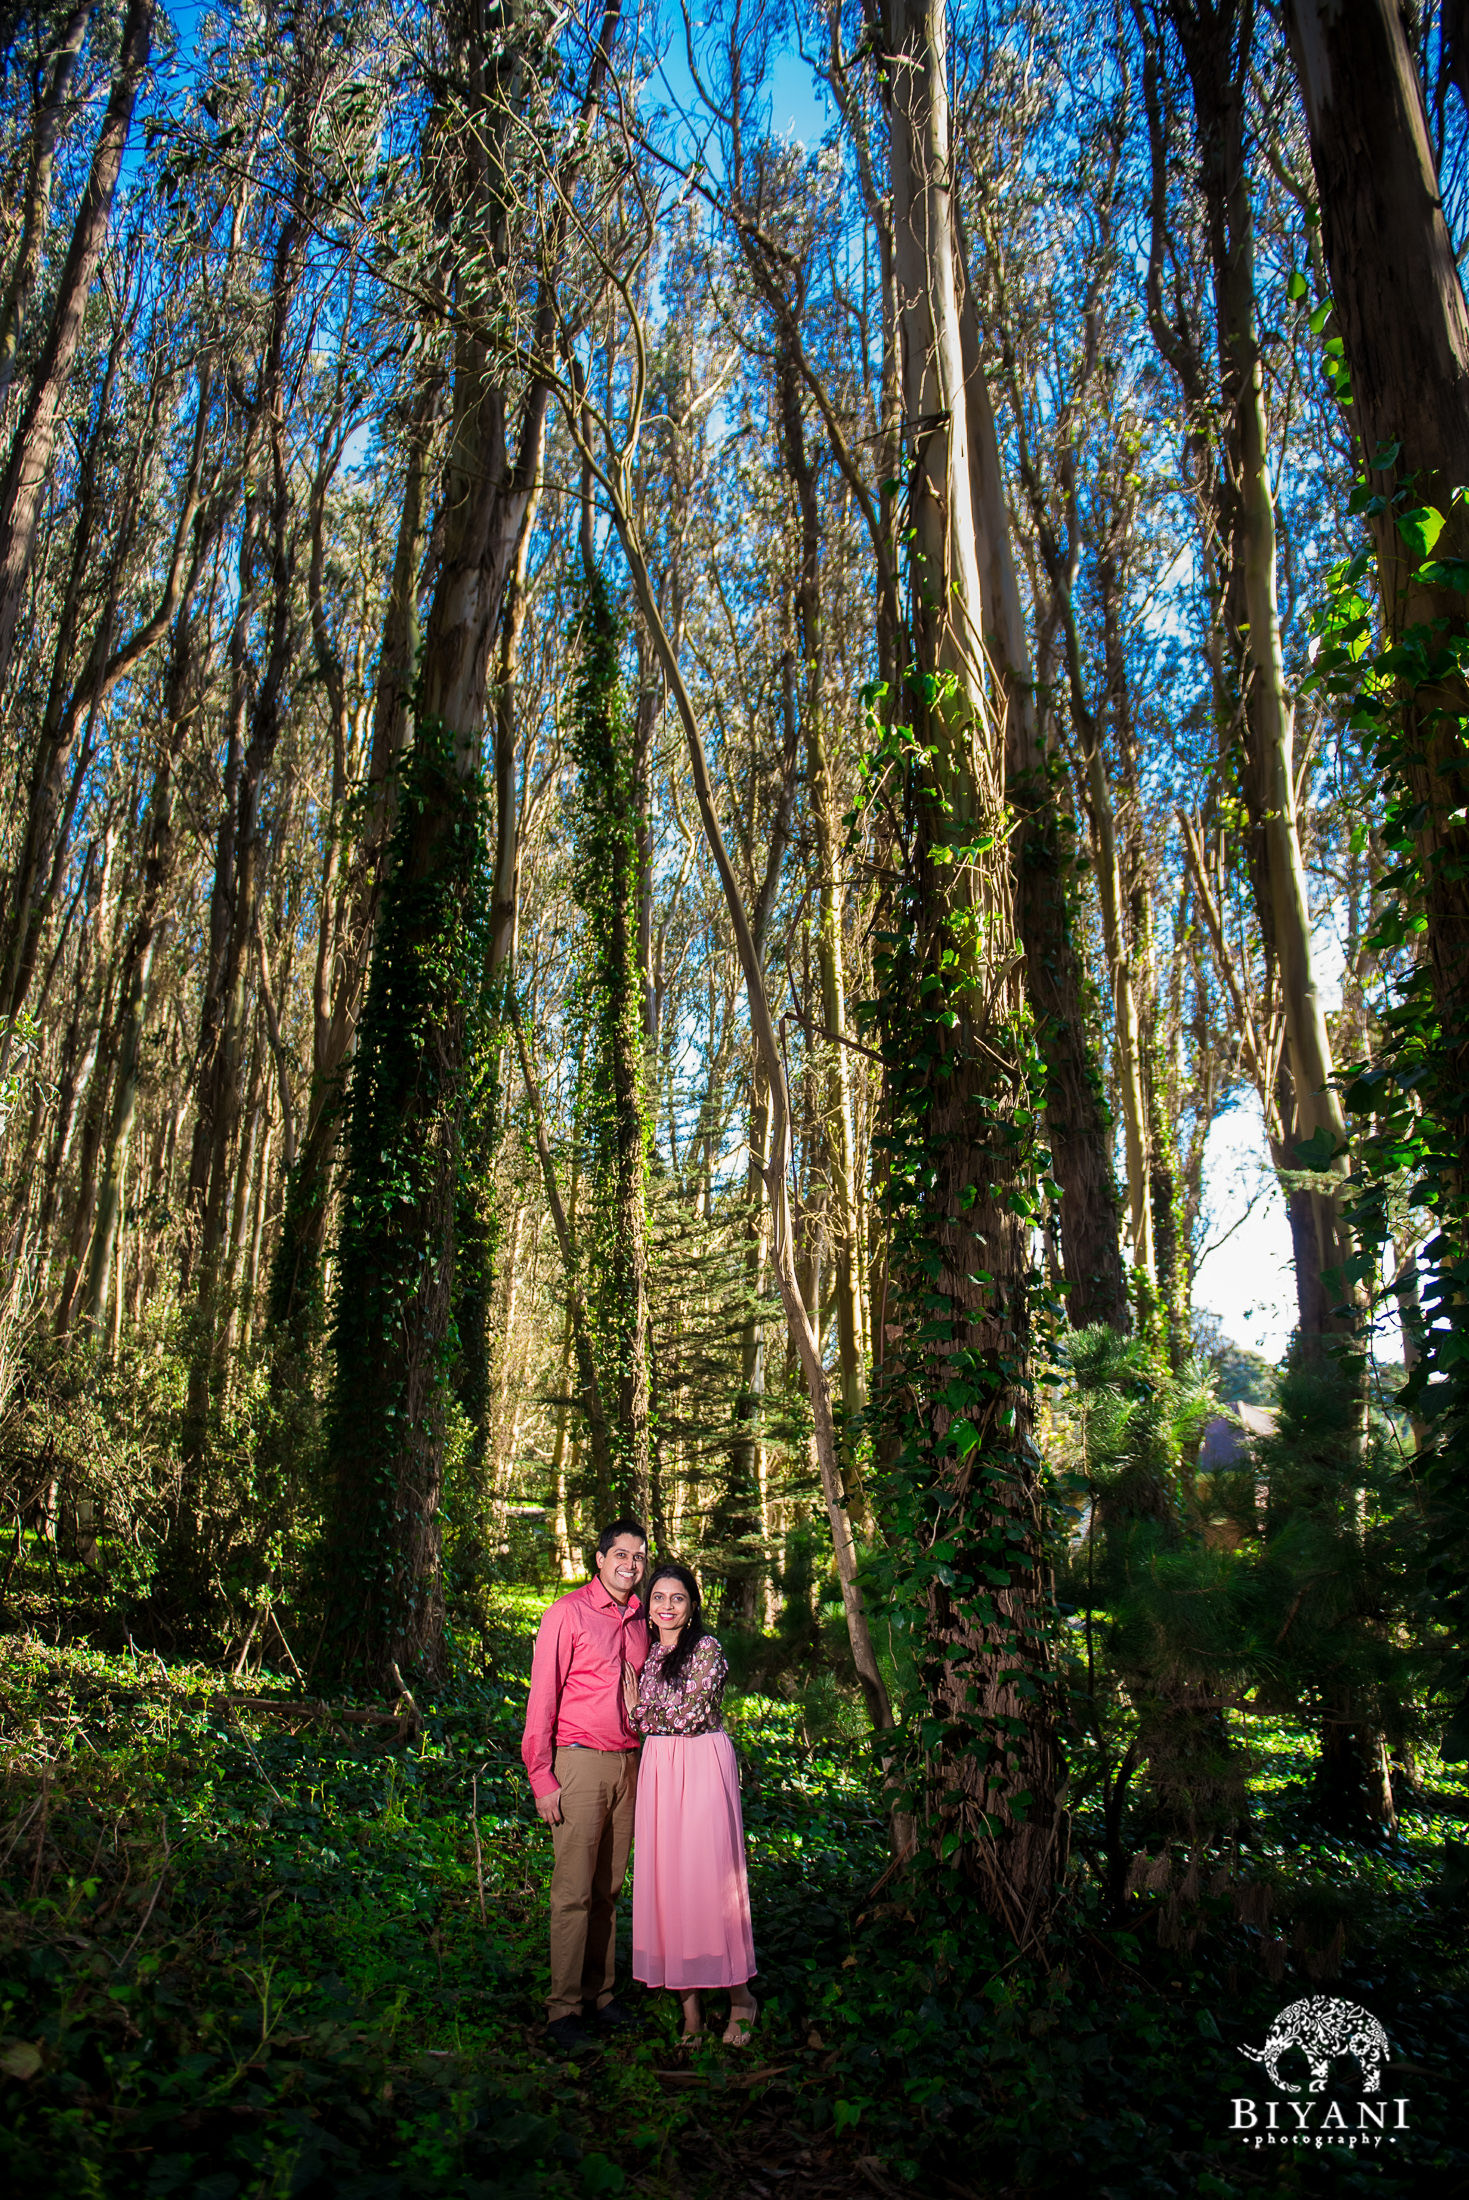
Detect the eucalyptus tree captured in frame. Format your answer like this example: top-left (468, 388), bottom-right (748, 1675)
top-left (0, 253), bottom-right (214, 1064)
top-left (540, 53), bottom-right (896, 1731)
top-left (0, 1), bottom-right (90, 410)
top-left (855, 0), bottom-right (1067, 1933)
top-left (564, 551), bottom-right (653, 1521)
top-left (174, 33), bottom-right (335, 1465)
top-left (1278, 0), bottom-right (1469, 1784)
top-left (813, 0), bottom-right (1131, 1342)
top-left (1140, 0), bottom-right (1357, 1363)
top-left (322, 0), bottom-right (626, 1683)
top-left (0, 0), bottom-right (155, 697)
top-left (1282, 0), bottom-right (1469, 1175)
top-left (721, 133), bottom-right (873, 1432)
top-left (962, 22), bottom-right (1170, 1330)
top-left (268, 381), bottom-right (441, 1356)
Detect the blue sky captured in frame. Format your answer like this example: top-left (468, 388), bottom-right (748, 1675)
top-left (1193, 1097), bottom-right (1296, 1361)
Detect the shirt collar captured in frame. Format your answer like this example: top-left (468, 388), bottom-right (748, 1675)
top-left (586, 1575), bottom-right (643, 1619)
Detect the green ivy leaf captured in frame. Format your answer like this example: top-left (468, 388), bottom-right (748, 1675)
top-left (1416, 557), bottom-right (1469, 591)
top-left (1396, 505), bottom-right (1446, 559)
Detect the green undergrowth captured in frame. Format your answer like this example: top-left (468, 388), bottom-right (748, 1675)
top-left (1, 1589), bottom-right (1466, 2197)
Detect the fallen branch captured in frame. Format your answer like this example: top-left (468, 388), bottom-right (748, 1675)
top-left (652, 2062), bottom-right (793, 2089)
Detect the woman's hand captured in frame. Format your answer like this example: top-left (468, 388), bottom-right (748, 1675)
top-left (621, 1663), bottom-right (639, 1717)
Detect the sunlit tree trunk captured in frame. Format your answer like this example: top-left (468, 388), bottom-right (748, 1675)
top-left (53, 827), bottom-right (120, 1328)
top-left (550, 1307), bottom-right (581, 1580)
top-left (775, 336), bottom-right (868, 1425)
top-left (876, 0), bottom-right (1065, 1937)
top-left (0, 319), bottom-right (210, 1040)
top-left (954, 250), bottom-right (1127, 1331)
top-left (180, 436), bottom-right (295, 1460)
top-left (513, 1012), bottom-right (614, 1508)
top-left (1098, 535), bottom-right (1184, 1344)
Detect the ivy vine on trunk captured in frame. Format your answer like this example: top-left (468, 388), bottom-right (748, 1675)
top-left (318, 722), bottom-right (490, 1686)
top-left (568, 565), bottom-right (653, 1524)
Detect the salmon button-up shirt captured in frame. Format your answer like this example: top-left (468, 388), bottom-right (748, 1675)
top-left (521, 1577), bottom-right (649, 1799)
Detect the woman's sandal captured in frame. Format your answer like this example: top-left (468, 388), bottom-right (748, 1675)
top-left (722, 1999), bottom-right (757, 2047)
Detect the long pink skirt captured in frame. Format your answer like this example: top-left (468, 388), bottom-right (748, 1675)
top-left (631, 1730), bottom-right (757, 1989)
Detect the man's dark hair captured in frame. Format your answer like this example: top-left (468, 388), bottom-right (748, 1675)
top-left (596, 1517), bottom-right (647, 1557)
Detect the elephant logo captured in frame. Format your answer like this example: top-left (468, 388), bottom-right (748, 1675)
top-left (1239, 1995), bottom-right (1390, 2095)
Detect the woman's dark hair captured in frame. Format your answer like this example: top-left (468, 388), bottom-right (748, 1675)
top-left (646, 1562), bottom-right (707, 1687)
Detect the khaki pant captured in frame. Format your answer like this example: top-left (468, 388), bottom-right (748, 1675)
top-left (546, 1745), bottom-right (637, 2022)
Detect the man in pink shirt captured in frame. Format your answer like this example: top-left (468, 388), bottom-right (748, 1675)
top-left (522, 1516), bottom-right (649, 2049)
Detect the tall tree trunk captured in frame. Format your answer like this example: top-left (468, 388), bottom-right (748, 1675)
top-left (713, 649), bottom-right (802, 1621)
top-left (549, 1301), bottom-right (581, 1579)
top-left (0, 0), bottom-right (90, 410)
top-left (714, 1064), bottom-right (771, 1627)
top-left (270, 379), bottom-right (438, 1346)
top-left (180, 445), bottom-right (295, 1461)
top-left (1284, 0), bottom-right (1469, 1161)
top-left (955, 238), bottom-right (1128, 1332)
top-left (1098, 532), bottom-right (1184, 1346)
top-left (34, 854), bottom-right (105, 1296)
top-left (596, 441), bottom-right (895, 1734)
top-left (1283, 0), bottom-right (1469, 1774)
top-left (999, 326), bottom-right (1154, 1317)
top-left (454, 487), bottom-right (539, 1493)
top-left (775, 336), bottom-right (868, 1426)
top-left (567, 562), bottom-right (652, 1516)
top-left (244, 1118), bottom-right (274, 1337)
top-left (81, 610), bottom-right (196, 1329)
top-left (873, 0), bottom-right (1065, 1936)
top-left (54, 969), bottom-right (117, 1337)
top-left (0, 307), bottom-right (125, 1020)
top-left (320, 0), bottom-right (622, 1685)
top-left (0, 0), bottom-right (153, 698)
top-left (1166, 0), bottom-right (1356, 1353)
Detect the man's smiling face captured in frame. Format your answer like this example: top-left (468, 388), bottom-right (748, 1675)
top-left (594, 1535), bottom-right (646, 1606)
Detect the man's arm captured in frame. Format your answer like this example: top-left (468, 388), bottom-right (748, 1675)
top-left (522, 1599), bottom-right (573, 1822)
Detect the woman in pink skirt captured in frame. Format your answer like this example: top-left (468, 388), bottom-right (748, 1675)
top-left (622, 1562), bottom-right (757, 2043)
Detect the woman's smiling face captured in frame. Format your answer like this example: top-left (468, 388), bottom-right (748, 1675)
top-left (649, 1578), bottom-right (690, 1634)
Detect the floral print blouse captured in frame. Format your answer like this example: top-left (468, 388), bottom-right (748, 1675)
top-left (630, 1633), bottom-right (728, 1737)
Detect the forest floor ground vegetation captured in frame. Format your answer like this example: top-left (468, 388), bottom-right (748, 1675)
top-left (2, 1579), bottom-right (1467, 2198)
